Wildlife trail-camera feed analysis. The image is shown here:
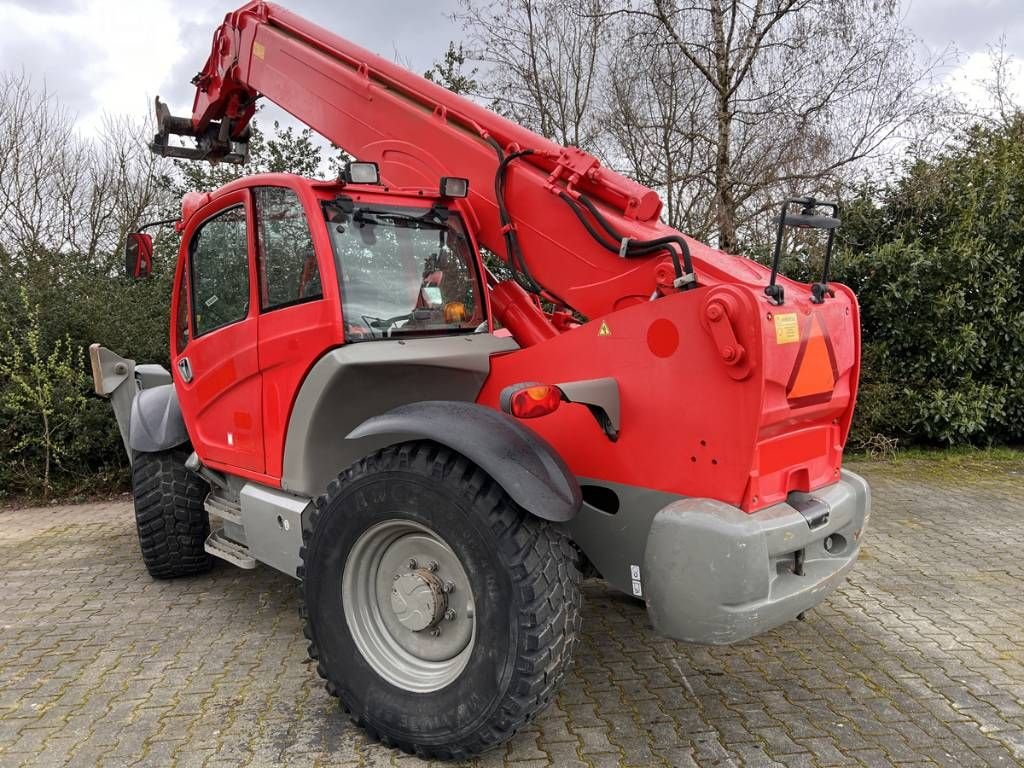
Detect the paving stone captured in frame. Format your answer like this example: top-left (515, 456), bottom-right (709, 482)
top-left (2, 465), bottom-right (1024, 766)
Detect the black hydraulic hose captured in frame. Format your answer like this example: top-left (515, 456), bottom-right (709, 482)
top-left (486, 139), bottom-right (581, 315)
top-left (557, 191), bottom-right (693, 289)
top-left (571, 193), bottom-right (696, 286)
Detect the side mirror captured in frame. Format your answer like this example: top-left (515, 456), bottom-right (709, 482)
top-left (125, 233), bottom-right (153, 279)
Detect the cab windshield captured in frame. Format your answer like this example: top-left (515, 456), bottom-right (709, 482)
top-left (324, 201), bottom-right (485, 341)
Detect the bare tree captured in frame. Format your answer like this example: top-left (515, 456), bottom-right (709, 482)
top-left (980, 37), bottom-right (1021, 129)
top-left (618, 0), bottom-right (942, 250)
top-left (458, 0), bottom-right (942, 252)
top-left (0, 72), bottom-right (169, 274)
top-left (601, 13), bottom-right (719, 236)
top-left (457, 0), bottom-right (609, 147)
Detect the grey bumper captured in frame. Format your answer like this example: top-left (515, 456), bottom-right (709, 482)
top-left (642, 470), bottom-right (870, 645)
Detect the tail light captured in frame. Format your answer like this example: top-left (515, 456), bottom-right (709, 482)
top-left (501, 383), bottom-right (564, 419)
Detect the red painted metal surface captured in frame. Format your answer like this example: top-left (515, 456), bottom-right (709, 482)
top-left (166, 2), bottom-right (862, 512)
top-left (171, 188), bottom-right (265, 474)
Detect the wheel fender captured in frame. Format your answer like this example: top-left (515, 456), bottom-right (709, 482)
top-left (129, 384), bottom-right (190, 454)
top-left (346, 401), bottom-right (581, 522)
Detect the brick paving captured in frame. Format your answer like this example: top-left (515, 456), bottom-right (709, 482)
top-left (1, 461), bottom-right (1023, 767)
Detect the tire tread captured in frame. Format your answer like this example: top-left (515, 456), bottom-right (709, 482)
top-left (298, 441), bottom-right (582, 759)
top-left (131, 448), bottom-right (213, 579)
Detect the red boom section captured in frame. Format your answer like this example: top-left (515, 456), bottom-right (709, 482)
top-left (185, 2), bottom-right (803, 319)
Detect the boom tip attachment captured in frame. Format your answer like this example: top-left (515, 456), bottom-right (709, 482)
top-left (149, 96), bottom-right (250, 166)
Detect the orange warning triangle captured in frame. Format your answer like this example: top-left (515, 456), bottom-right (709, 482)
top-left (787, 314), bottom-right (838, 406)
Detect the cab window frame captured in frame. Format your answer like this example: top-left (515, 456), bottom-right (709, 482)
top-left (174, 263), bottom-right (191, 354)
top-left (188, 203), bottom-right (251, 339)
top-left (253, 185), bottom-right (323, 314)
top-left (322, 200), bottom-right (488, 342)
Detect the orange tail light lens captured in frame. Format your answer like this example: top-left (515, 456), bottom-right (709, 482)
top-left (505, 384), bottom-right (564, 419)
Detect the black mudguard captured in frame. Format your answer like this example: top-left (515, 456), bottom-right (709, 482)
top-left (346, 401), bottom-right (581, 522)
top-left (129, 385), bottom-right (190, 454)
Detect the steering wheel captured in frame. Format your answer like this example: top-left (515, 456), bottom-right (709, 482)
top-left (363, 313), bottom-right (413, 337)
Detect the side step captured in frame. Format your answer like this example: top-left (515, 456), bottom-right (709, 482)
top-left (204, 528), bottom-right (256, 569)
top-left (204, 492), bottom-right (242, 525)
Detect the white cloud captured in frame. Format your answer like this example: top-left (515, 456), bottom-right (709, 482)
top-left (944, 49), bottom-right (1024, 112)
top-left (0, 0), bottom-right (461, 137)
top-left (0, 0), bottom-right (189, 133)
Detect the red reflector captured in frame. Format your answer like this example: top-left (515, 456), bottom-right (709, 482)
top-left (786, 314), bottom-right (840, 407)
top-left (510, 385), bottom-right (563, 419)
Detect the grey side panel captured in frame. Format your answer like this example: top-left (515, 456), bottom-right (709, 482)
top-left (238, 484), bottom-right (308, 578)
top-left (129, 385), bottom-right (190, 453)
top-left (347, 401), bottom-right (581, 522)
top-left (89, 344), bottom-right (136, 461)
top-left (564, 478), bottom-right (682, 595)
top-left (281, 334), bottom-right (518, 498)
top-left (90, 345), bottom-right (180, 462)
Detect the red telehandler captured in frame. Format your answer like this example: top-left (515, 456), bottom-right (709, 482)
top-left (90, 2), bottom-right (870, 758)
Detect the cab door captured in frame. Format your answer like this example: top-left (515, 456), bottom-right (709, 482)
top-left (172, 189), bottom-right (265, 474)
top-left (252, 184), bottom-right (343, 479)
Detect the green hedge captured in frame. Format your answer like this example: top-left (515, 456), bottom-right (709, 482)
top-left (833, 116), bottom-right (1024, 445)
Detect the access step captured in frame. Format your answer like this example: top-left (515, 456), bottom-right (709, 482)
top-left (204, 528), bottom-right (256, 569)
top-left (204, 492), bottom-right (242, 525)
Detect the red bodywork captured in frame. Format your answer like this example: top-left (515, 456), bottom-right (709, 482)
top-left (168, 2), bottom-right (861, 512)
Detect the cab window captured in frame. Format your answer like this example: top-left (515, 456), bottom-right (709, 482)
top-left (324, 202), bottom-right (483, 341)
top-left (189, 206), bottom-right (250, 337)
top-left (254, 186), bottom-right (321, 310)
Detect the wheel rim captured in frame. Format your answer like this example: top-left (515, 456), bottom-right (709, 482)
top-left (342, 519), bottom-right (476, 693)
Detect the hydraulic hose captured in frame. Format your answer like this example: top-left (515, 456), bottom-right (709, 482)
top-left (486, 139), bottom-right (581, 315)
top-left (567, 192), bottom-right (696, 288)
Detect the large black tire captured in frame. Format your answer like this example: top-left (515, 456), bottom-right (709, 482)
top-left (299, 441), bottom-right (582, 760)
top-left (131, 448), bottom-right (214, 579)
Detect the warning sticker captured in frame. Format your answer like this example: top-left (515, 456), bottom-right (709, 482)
top-left (774, 313), bottom-right (800, 344)
top-left (630, 565), bottom-right (642, 597)
top-left (598, 321), bottom-right (611, 337)
top-left (253, 41), bottom-right (266, 60)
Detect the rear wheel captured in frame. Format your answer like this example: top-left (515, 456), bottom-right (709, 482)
top-left (299, 441), bottom-right (581, 759)
top-left (131, 448), bottom-right (213, 579)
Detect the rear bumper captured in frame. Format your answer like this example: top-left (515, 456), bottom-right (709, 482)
top-left (642, 470), bottom-right (870, 644)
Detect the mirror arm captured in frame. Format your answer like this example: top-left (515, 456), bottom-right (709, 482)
top-left (135, 217), bottom-right (179, 232)
top-left (765, 200), bottom-right (791, 306)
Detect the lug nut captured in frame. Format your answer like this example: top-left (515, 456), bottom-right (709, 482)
top-left (430, 627), bottom-right (442, 637)
top-left (393, 573), bottom-right (401, 581)
top-left (427, 560), bottom-right (439, 572)
top-left (445, 609), bottom-right (457, 621)
top-left (824, 535), bottom-right (834, 552)
top-left (442, 581), bottom-right (455, 594)
top-left (407, 558), bottom-right (417, 569)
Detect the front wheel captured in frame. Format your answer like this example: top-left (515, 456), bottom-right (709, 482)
top-left (131, 447), bottom-right (213, 579)
top-left (299, 441), bottom-right (581, 759)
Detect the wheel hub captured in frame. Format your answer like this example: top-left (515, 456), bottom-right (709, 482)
top-left (390, 569), bottom-right (447, 632)
top-left (342, 520), bottom-right (476, 692)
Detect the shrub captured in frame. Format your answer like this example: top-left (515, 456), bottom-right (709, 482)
top-left (831, 116), bottom-right (1024, 445)
top-left (0, 287), bottom-right (92, 497)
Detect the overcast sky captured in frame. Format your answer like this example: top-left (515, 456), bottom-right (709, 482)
top-left (1, 0), bottom-right (1021, 136)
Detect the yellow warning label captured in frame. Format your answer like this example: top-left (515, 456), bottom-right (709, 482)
top-left (253, 41), bottom-right (266, 60)
top-left (774, 313), bottom-right (800, 344)
top-left (598, 322), bottom-right (611, 337)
